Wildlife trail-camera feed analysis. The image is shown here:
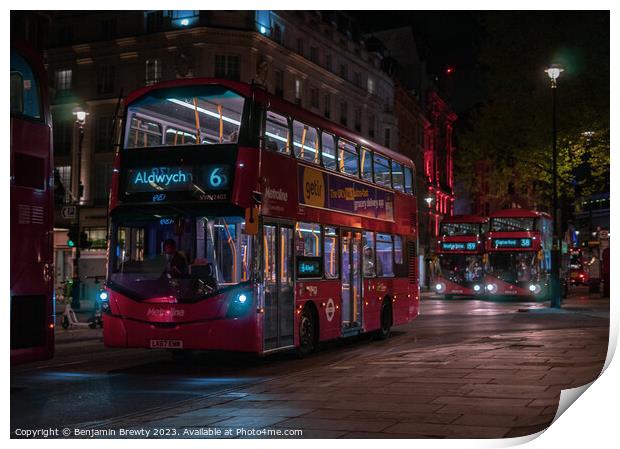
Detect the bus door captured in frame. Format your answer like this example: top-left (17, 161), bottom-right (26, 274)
top-left (262, 222), bottom-right (294, 351)
top-left (341, 230), bottom-right (362, 329)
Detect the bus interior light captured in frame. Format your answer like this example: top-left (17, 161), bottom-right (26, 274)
top-left (237, 293), bottom-right (247, 304)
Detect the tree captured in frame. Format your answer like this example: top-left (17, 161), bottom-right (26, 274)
top-left (458, 12), bottom-right (610, 213)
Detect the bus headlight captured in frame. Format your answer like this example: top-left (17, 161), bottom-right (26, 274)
top-left (473, 284), bottom-right (481, 293)
top-left (227, 292), bottom-right (252, 318)
top-left (435, 283), bottom-right (446, 293)
top-left (529, 284), bottom-right (542, 294)
top-left (486, 283), bottom-right (497, 294)
top-left (99, 291), bottom-right (109, 301)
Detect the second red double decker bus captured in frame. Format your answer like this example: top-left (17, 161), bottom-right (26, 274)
top-left (102, 78), bottom-right (419, 355)
top-left (484, 208), bottom-right (552, 299)
top-left (434, 215), bottom-right (487, 299)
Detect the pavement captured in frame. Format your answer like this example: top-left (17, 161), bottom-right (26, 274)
top-left (11, 287), bottom-right (609, 439)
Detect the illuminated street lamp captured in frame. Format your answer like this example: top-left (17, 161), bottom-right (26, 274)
top-left (545, 64), bottom-right (563, 308)
top-left (424, 193), bottom-right (434, 289)
top-left (71, 107), bottom-right (89, 309)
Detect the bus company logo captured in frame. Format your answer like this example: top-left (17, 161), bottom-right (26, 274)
top-left (132, 167), bottom-right (192, 187)
top-left (265, 187), bottom-right (288, 202)
top-left (301, 167), bottom-right (325, 208)
top-left (147, 307), bottom-right (185, 318)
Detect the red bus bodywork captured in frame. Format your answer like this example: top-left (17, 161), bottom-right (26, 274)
top-left (434, 215), bottom-right (487, 298)
top-left (10, 42), bottom-right (55, 364)
top-left (484, 209), bottom-right (551, 299)
top-left (103, 78), bottom-right (419, 354)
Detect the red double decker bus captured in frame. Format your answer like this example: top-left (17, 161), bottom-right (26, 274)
top-left (484, 209), bottom-right (552, 299)
top-left (434, 215), bottom-right (487, 299)
top-left (10, 42), bottom-right (55, 364)
top-left (102, 78), bottom-right (419, 355)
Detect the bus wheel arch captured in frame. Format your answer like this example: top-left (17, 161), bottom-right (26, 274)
top-left (375, 296), bottom-right (393, 340)
top-left (297, 301), bottom-right (319, 356)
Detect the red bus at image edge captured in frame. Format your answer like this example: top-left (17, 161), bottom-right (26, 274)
top-left (10, 41), bottom-right (55, 364)
top-left (102, 78), bottom-right (420, 355)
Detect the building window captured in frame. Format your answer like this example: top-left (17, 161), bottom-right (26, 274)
top-left (384, 127), bottom-right (391, 148)
top-left (84, 227), bottom-right (108, 250)
top-left (353, 71), bottom-right (362, 87)
top-left (272, 23), bottom-right (282, 43)
top-left (53, 119), bottom-right (72, 156)
top-left (339, 63), bottom-right (348, 80)
top-left (324, 93), bottom-right (331, 119)
top-left (274, 70), bottom-right (284, 97)
top-left (56, 166), bottom-right (71, 193)
top-left (367, 78), bottom-right (375, 94)
top-left (294, 79), bottom-right (302, 105)
top-left (297, 38), bottom-right (304, 56)
top-left (368, 113), bottom-right (375, 138)
top-left (101, 18), bottom-right (117, 40)
top-left (354, 107), bottom-right (362, 132)
top-left (55, 69), bottom-right (72, 96)
top-left (310, 46), bottom-right (318, 64)
top-left (310, 87), bottom-right (319, 109)
top-left (339, 101), bottom-right (348, 126)
top-left (95, 116), bottom-right (114, 153)
top-left (145, 11), bottom-right (164, 33)
top-left (97, 65), bottom-right (115, 95)
top-left (214, 55), bottom-right (240, 81)
top-left (325, 54), bottom-right (332, 71)
top-left (145, 59), bottom-right (161, 85)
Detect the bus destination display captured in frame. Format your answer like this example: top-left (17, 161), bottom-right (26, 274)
top-left (492, 238), bottom-right (532, 249)
top-left (441, 242), bottom-right (477, 251)
top-left (125, 165), bottom-right (231, 195)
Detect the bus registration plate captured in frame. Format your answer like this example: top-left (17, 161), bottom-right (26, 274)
top-left (150, 339), bottom-right (183, 349)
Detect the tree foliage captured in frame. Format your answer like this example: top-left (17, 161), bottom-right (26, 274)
top-left (457, 12), bottom-right (610, 211)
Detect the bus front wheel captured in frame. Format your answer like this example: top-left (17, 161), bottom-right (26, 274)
top-left (374, 301), bottom-right (393, 340)
top-left (297, 306), bottom-right (317, 356)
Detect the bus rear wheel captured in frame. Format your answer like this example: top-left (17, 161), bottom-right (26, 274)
top-left (297, 306), bottom-right (317, 357)
top-left (374, 302), bottom-right (392, 340)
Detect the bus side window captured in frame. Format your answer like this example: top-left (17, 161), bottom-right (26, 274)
top-left (376, 233), bottom-right (394, 277)
top-left (338, 138), bottom-right (359, 177)
top-left (373, 154), bottom-right (392, 188)
top-left (264, 110), bottom-right (290, 154)
top-left (392, 161), bottom-right (405, 192)
top-left (321, 132), bottom-right (337, 170)
top-left (324, 227), bottom-right (339, 279)
top-left (404, 166), bottom-right (414, 194)
top-left (360, 147), bottom-right (373, 182)
top-left (293, 120), bottom-right (320, 164)
top-left (362, 231), bottom-right (376, 277)
top-left (394, 235), bottom-right (403, 264)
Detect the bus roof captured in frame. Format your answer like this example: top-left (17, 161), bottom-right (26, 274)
top-left (489, 208), bottom-right (551, 219)
top-left (123, 78), bottom-right (414, 169)
top-left (440, 214), bottom-right (487, 224)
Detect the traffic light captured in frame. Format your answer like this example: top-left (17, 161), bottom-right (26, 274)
top-left (66, 225), bottom-right (79, 248)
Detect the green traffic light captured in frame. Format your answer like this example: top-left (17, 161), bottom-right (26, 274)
top-left (67, 240), bottom-right (75, 248)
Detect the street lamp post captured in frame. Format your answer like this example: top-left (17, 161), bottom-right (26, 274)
top-left (424, 193), bottom-right (434, 290)
top-left (545, 65), bottom-right (563, 308)
top-left (71, 108), bottom-right (88, 309)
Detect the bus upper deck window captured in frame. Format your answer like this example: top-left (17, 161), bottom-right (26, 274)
top-left (360, 147), bottom-right (373, 182)
top-left (293, 120), bottom-right (320, 164)
top-left (392, 161), bottom-right (404, 192)
top-left (264, 111), bottom-right (290, 154)
top-left (404, 166), bottom-right (414, 194)
top-left (373, 154), bottom-right (392, 188)
top-left (10, 50), bottom-right (41, 119)
top-left (321, 132), bottom-right (337, 170)
top-left (338, 138), bottom-right (359, 177)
